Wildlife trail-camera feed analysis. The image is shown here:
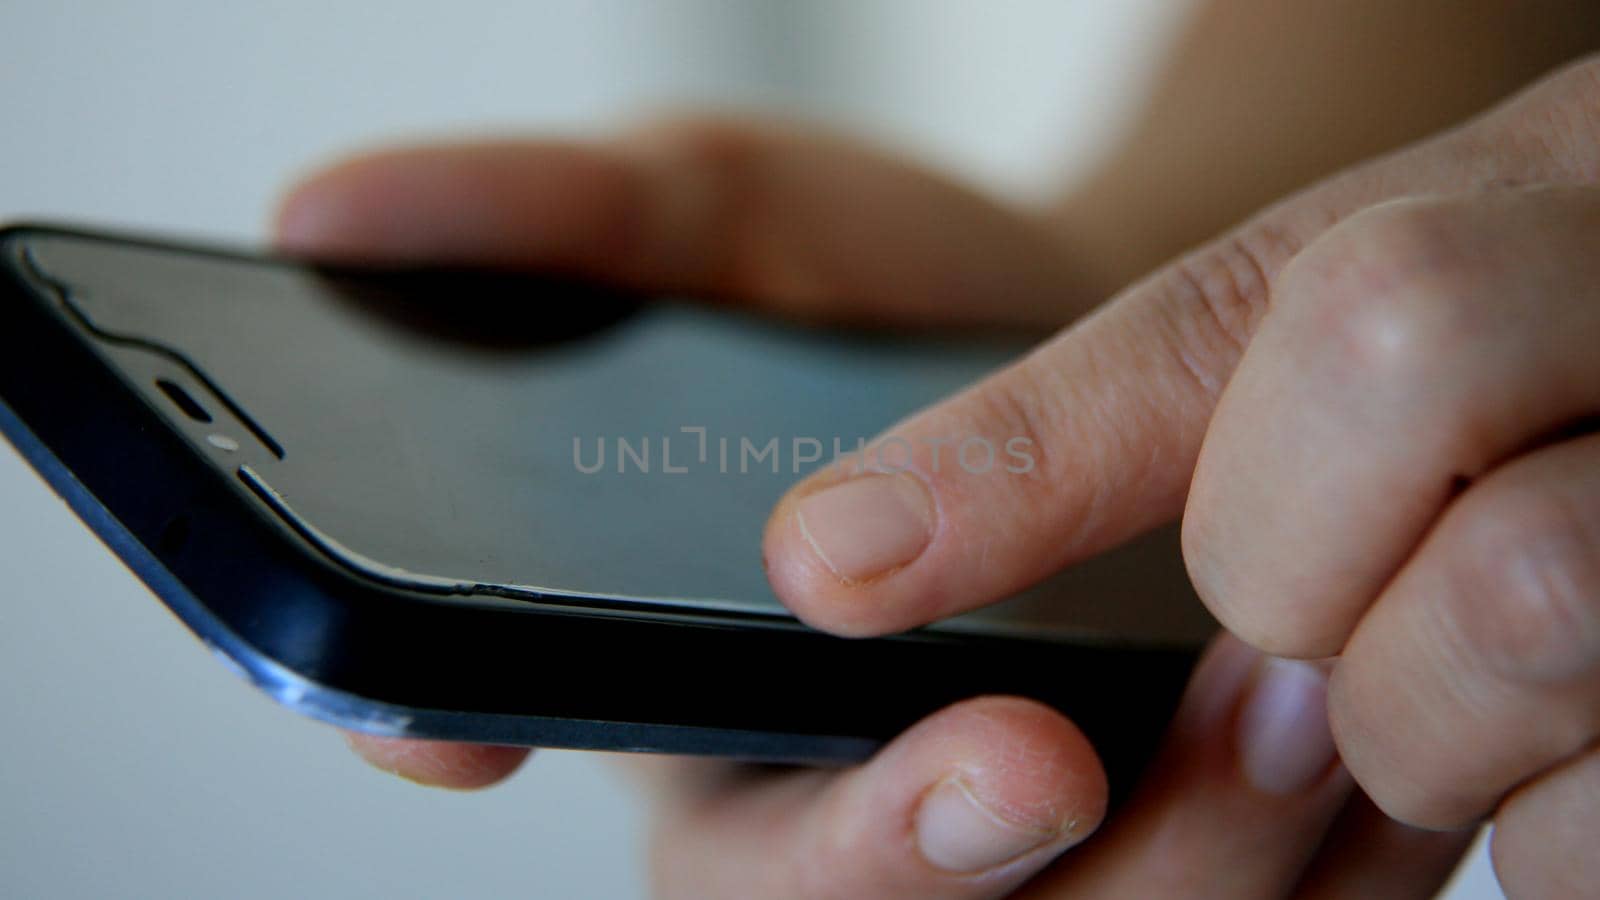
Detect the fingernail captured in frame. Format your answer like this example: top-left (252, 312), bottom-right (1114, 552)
top-left (794, 474), bottom-right (933, 582)
top-left (916, 777), bottom-right (1067, 873)
top-left (1237, 657), bottom-right (1337, 795)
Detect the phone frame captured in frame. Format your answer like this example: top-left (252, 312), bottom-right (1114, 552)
top-left (0, 224), bottom-right (1200, 791)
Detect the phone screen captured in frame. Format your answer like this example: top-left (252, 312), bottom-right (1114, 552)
top-left (18, 233), bottom-right (1212, 645)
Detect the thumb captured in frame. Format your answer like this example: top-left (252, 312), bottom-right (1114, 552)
top-left (764, 56), bottom-right (1600, 636)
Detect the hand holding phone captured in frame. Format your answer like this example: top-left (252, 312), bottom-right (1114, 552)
top-left (268, 124), bottom-right (1246, 898)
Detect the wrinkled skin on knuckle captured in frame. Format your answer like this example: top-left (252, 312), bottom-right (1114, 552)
top-left (1146, 211), bottom-right (1321, 404)
top-left (1444, 52), bottom-right (1600, 189)
top-left (978, 350), bottom-right (1120, 553)
top-left (925, 336), bottom-right (1161, 569)
top-left (1548, 58), bottom-right (1600, 182)
top-left (1161, 230), bottom-right (1279, 378)
top-left (1502, 53), bottom-right (1600, 183)
top-left (1122, 224), bottom-right (1310, 627)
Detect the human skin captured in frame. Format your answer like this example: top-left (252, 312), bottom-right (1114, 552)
top-left (271, 4), bottom-right (1600, 897)
top-left (755, 61), bottom-right (1600, 900)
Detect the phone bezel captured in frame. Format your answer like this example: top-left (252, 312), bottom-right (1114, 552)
top-left (0, 224), bottom-right (1200, 791)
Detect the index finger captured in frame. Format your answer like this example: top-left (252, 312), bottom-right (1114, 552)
top-left (761, 57), bottom-right (1600, 639)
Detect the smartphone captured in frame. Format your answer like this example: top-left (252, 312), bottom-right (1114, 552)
top-left (0, 224), bottom-right (1211, 791)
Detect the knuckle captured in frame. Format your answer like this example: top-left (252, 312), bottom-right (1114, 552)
top-left (1171, 221), bottom-right (1331, 659)
top-left (626, 114), bottom-right (770, 168)
top-left (922, 355), bottom-right (1069, 485)
top-left (1464, 52), bottom-right (1600, 186)
top-left (924, 360), bottom-right (1092, 551)
top-left (1569, 51), bottom-right (1600, 91)
top-left (1560, 55), bottom-right (1600, 180)
top-left (1170, 231), bottom-right (1278, 363)
top-left (620, 114), bottom-right (773, 214)
top-left (1157, 217), bottom-right (1307, 398)
top-left (975, 345), bottom-right (1174, 561)
top-left (1279, 199), bottom-right (1488, 386)
top-left (1562, 53), bottom-right (1600, 119)
top-left (1518, 53), bottom-right (1600, 183)
top-left (971, 358), bottom-right (1067, 484)
top-left (618, 115), bottom-right (782, 290)
top-left (1446, 487), bottom-right (1600, 685)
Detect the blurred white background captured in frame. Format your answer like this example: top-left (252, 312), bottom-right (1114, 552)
top-left (0, 2), bottom-right (1501, 897)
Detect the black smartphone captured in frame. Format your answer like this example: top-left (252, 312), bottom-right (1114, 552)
top-left (0, 224), bottom-right (1211, 792)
